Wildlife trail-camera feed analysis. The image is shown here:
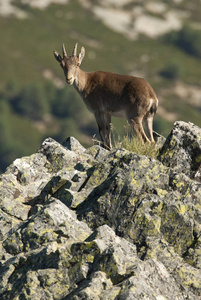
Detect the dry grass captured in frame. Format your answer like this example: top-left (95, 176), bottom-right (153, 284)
top-left (111, 124), bottom-right (159, 159)
top-left (92, 124), bottom-right (159, 159)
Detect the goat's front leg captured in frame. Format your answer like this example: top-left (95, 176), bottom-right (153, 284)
top-left (94, 111), bottom-right (112, 149)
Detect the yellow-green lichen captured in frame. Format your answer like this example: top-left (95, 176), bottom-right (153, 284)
top-left (145, 215), bottom-right (161, 236)
top-left (153, 188), bottom-right (167, 198)
top-left (87, 168), bottom-right (107, 187)
top-left (128, 197), bottom-right (139, 206)
top-left (129, 211), bottom-right (161, 242)
top-left (176, 266), bottom-right (201, 290)
top-left (177, 204), bottom-right (188, 215)
top-left (196, 154), bottom-right (201, 164)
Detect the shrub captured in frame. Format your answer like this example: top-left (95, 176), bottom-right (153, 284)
top-left (10, 83), bottom-right (50, 120)
top-left (163, 25), bottom-right (201, 59)
top-left (159, 61), bottom-right (182, 80)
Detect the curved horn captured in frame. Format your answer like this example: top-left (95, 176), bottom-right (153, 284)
top-left (62, 43), bottom-right (67, 57)
top-left (72, 42), bottom-right (78, 56)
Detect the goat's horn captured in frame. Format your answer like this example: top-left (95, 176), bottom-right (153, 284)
top-left (72, 42), bottom-right (78, 56)
top-left (62, 43), bottom-right (67, 57)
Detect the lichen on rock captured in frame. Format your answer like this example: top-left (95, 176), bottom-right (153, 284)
top-left (158, 121), bottom-right (201, 181)
top-left (0, 121), bottom-right (201, 299)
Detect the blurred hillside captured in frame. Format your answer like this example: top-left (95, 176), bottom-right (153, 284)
top-left (0, 0), bottom-right (201, 172)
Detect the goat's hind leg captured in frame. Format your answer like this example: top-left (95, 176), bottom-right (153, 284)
top-left (143, 112), bottom-right (155, 143)
top-left (128, 116), bottom-right (151, 143)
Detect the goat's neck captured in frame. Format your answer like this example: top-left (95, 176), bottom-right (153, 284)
top-left (74, 68), bottom-right (87, 94)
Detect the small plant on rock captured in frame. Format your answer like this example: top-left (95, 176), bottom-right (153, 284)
top-left (111, 124), bottom-right (159, 159)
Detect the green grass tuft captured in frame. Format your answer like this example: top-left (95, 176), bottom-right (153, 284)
top-left (111, 124), bottom-right (159, 159)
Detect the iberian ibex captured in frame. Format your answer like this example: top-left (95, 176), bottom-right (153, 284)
top-left (54, 43), bottom-right (158, 149)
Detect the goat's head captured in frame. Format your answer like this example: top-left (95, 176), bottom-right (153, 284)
top-left (54, 43), bottom-right (85, 85)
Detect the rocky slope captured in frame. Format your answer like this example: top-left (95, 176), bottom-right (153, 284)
top-left (0, 121), bottom-right (201, 299)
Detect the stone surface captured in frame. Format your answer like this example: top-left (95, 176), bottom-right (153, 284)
top-left (0, 121), bottom-right (201, 299)
top-left (158, 121), bottom-right (201, 181)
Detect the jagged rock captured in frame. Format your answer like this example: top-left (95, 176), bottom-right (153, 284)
top-left (63, 136), bottom-right (87, 154)
top-left (85, 144), bottom-right (109, 160)
top-left (158, 121), bottom-right (201, 181)
top-left (0, 121), bottom-right (201, 299)
top-left (153, 130), bottom-right (166, 148)
top-left (0, 199), bottom-right (92, 299)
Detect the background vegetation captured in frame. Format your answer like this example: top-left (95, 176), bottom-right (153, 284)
top-left (0, 0), bottom-right (201, 172)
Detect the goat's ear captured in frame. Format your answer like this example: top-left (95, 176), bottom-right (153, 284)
top-left (78, 47), bottom-right (85, 66)
top-left (54, 51), bottom-right (62, 63)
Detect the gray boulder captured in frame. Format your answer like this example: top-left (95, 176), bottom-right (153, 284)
top-left (158, 121), bottom-right (201, 181)
top-left (0, 121), bottom-right (201, 299)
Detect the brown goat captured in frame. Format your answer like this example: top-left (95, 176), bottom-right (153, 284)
top-left (54, 43), bottom-right (158, 149)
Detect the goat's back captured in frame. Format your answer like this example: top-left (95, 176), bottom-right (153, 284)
top-left (83, 71), bottom-right (157, 112)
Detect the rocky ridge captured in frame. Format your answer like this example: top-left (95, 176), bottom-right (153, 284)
top-left (0, 120), bottom-right (201, 299)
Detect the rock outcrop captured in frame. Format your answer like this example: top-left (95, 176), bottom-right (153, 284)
top-left (0, 121), bottom-right (201, 299)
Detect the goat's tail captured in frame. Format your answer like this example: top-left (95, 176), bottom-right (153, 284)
top-left (149, 98), bottom-right (158, 115)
